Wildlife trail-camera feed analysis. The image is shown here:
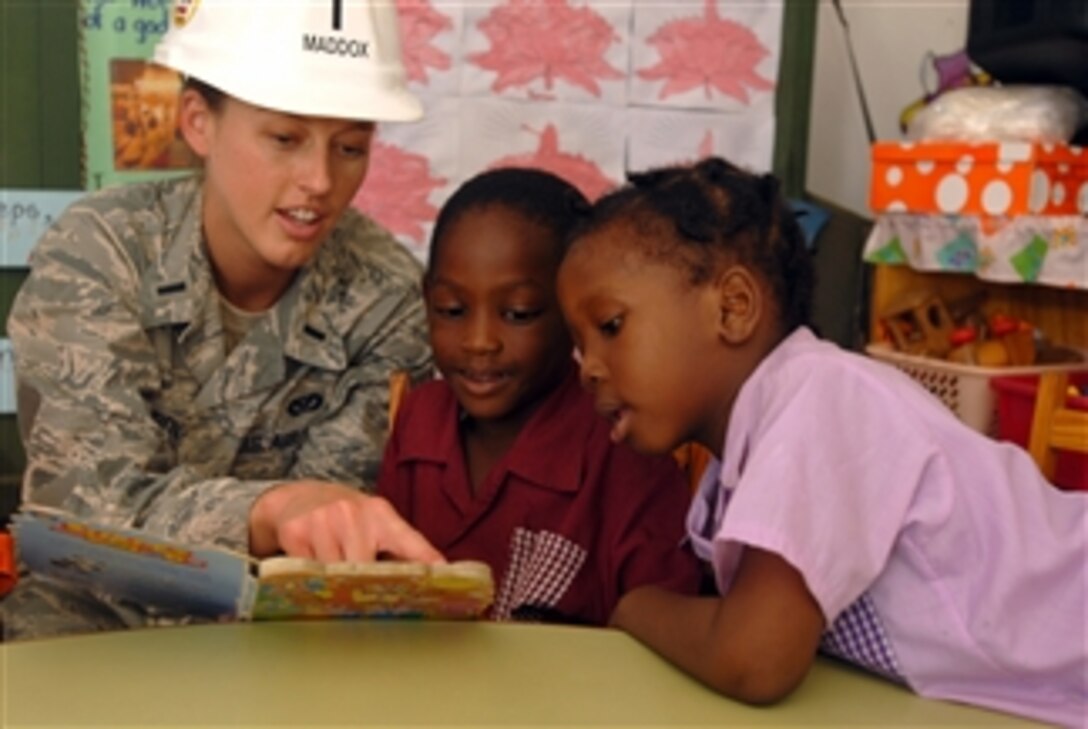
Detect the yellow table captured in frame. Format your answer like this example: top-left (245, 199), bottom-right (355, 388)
top-left (1, 621), bottom-right (1039, 728)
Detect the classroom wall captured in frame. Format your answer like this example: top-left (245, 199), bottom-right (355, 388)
top-left (0, 1), bottom-right (820, 522)
top-left (806, 0), bottom-right (971, 216)
top-left (10, 1), bottom-right (953, 511)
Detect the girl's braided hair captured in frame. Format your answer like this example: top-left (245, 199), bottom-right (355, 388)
top-left (570, 157), bottom-right (815, 334)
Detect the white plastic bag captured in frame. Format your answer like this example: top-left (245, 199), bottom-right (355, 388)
top-left (906, 85), bottom-right (1088, 143)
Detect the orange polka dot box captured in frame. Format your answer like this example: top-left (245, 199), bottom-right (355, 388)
top-left (870, 141), bottom-right (1087, 218)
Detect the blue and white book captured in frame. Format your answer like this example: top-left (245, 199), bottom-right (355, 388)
top-left (13, 507), bottom-right (493, 621)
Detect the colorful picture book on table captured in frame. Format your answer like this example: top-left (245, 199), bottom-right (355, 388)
top-left (12, 507), bottom-right (494, 621)
top-left (79, 0), bottom-right (195, 190)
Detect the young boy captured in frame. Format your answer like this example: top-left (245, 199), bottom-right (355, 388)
top-left (377, 168), bottom-right (702, 625)
top-left (3, 0), bottom-right (441, 640)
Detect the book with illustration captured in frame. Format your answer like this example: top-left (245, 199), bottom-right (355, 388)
top-left (12, 507), bottom-right (493, 621)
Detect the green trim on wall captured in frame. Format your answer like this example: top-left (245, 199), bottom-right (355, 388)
top-left (37, 0), bottom-right (83, 188)
top-left (1, 0), bottom-right (81, 189)
top-left (0, 0), bottom-right (44, 187)
top-left (774, 0), bottom-right (818, 199)
top-left (0, 0), bottom-right (81, 495)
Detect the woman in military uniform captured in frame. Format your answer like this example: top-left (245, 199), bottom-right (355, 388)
top-left (3, 0), bottom-right (441, 639)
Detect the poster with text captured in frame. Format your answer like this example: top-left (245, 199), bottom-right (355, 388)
top-left (80, 0), bottom-right (194, 191)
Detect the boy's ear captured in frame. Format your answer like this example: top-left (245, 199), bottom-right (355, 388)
top-left (177, 88), bottom-right (213, 158)
top-left (714, 266), bottom-right (762, 344)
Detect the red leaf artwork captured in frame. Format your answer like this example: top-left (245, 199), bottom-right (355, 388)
top-left (395, 0), bottom-right (453, 84)
top-left (468, 0), bottom-right (623, 97)
top-left (353, 141), bottom-right (448, 247)
top-left (638, 0), bottom-right (775, 103)
top-left (490, 124), bottom-right (615, 201)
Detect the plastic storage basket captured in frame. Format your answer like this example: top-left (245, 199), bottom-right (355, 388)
top-left (865, 343), bottom-right (1087, 436)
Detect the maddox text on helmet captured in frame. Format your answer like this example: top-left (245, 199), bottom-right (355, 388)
top-left (302, 34), bottom-right (369, 58)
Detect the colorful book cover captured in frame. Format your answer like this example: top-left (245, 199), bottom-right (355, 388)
top-left (12, 507), bottom-right (494, 621)
top-left (79, 0), bottom-right (196, 190)
top-left (13, 507), bottom-right (250, 619)
top-left (253, 558), bottom-right (495, 620)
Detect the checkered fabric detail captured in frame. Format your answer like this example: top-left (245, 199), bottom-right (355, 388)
top-left (493, 528), bottom-right (587, 620)
top-left (820, 592), bottom-right (905, 682)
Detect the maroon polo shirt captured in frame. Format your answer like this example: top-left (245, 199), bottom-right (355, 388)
top-left (376, 368), bottom-right (702, 625)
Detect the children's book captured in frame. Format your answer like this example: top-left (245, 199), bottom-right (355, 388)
top-left (11, 507), bottom-right (493, 621)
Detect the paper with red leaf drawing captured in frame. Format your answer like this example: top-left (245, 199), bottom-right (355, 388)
top-left (627, 104), bottom-right (777, 177)
top-left (458, 98), bottom-right (623, 203)
top-left (395, 0), bottom-right (461, 95)
top-left (355, 97), bottom-right (462, 255)
top-left (488, 123), bottom-right (616, 202)
top-left (354, 139), bottom-right (450, 248)
top-left (631, 1), bottom-right (780, 110)
top-left (353, 0), bottom-right (781, 261)
top-left (462, 0), bottom-right (628, 104)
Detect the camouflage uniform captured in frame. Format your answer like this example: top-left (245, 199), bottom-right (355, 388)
top-left (1, 175), bottom-right (431, 639)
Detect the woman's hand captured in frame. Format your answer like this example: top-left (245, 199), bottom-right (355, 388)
top-left (248, 480), bottom-right (444, 564)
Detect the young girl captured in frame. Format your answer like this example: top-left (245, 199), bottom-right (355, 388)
top-left (376, 168), bottom-right (702, 625)
top-left (557, 157), bottom-right (1087, 726)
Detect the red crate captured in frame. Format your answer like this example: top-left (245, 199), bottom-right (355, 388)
top-left (991, 373), bottom-right (1088, 491)
top-left (0, 531), bottom-right (14, 597)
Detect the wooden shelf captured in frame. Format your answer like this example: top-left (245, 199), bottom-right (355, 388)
top-left (870, 264), bottom-right (1088, 350)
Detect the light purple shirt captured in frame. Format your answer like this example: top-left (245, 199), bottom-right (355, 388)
top-left (687, 327), bottom-right (1087, 728)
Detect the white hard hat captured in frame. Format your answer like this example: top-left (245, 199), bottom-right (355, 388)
top-left (153, 0), bottom-right (422, 122)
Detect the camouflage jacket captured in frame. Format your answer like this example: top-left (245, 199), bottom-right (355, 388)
top-left (8, 176), bottom-right (431, 551)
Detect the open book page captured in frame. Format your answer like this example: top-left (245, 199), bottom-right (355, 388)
top-left (254, 557), bottom-right (494, 620)
top-left (12, 507), bottom-right (254, 619)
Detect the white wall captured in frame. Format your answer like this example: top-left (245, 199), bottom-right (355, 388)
top-left (806, 0), bottom-right (970, 216)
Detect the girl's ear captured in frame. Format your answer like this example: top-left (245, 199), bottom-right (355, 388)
top-left (714, 266), bottom-right (763, 344)
top-left (177, 88), bottom-right (214, 159)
